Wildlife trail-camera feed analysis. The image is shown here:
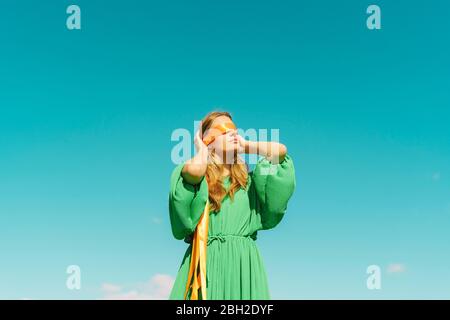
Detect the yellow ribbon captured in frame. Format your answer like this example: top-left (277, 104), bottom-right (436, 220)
top-left (184, 201), bottom-right (210, 300)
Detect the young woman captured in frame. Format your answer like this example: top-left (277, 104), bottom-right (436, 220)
top-left (168, 111), bottom-right (296, 300)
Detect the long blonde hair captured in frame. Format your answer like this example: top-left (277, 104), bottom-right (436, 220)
top-left (201, 111), bottom-right (248, 212)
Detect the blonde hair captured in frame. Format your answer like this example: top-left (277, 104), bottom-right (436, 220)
top-left (201, 111), bottom-right (248, 212)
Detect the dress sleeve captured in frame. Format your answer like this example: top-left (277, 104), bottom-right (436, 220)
top-left (168, 163), bottom-right (209, 240)
top-left (250, 154), bottom-right (296, 230)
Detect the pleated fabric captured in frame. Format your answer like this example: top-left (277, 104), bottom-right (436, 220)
top-left (168, 155), bottom-right (296, 300)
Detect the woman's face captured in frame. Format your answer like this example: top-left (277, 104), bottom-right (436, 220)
top-left (205, 116), bottom-right (239, 156)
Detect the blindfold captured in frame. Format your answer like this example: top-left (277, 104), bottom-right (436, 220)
top-left (202, 122), bottom-right (237, 146)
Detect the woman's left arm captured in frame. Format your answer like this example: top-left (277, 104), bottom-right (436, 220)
top-left (241, 139), bottom-right (287, 164)
top-left (238, 135), bottom-right (295, 230)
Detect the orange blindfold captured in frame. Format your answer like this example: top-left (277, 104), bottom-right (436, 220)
top-left (202, 122), bottom-right (237, 146)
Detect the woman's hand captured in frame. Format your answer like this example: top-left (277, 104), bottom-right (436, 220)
top-left (194, 128), bottom-right (208, 157)
top-left (236, 134), bottom-right (249, 154)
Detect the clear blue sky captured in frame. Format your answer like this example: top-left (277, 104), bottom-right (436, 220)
top-left (0, 0), bottom-right (449, 299)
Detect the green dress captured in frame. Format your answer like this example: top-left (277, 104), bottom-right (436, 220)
top-left (168, 155), bottom-right (296, 300)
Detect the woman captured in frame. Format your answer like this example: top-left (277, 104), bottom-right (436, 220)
top-left (168, 111), bottom-right (296, 300)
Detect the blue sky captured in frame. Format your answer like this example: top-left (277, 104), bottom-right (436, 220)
top-left (0, 0), bottom-right (449, 299)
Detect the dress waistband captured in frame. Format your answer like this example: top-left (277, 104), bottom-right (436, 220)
top-left (184, 233), bottom-right (257, 245)
top-left (207, 233), bottom-right (256, 245)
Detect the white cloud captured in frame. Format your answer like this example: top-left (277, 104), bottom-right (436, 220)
top-left (387, 263), bottom-right (406, 274)
top-left (101, 274), bottom-right (174, 300)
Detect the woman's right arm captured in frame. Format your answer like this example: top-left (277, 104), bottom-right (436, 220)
top-left (168, 128), bottom-right (209, 240)
top-left (182, 130), bottom-right (208, 185)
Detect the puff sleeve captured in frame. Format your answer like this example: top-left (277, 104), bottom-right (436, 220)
top-left (168, 163), bottom-right (209, 240)
top-left (250, 154), bottom-right (296, 230)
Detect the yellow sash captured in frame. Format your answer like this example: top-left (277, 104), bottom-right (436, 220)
top-left (183, 201), bottom-right (210, 300)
